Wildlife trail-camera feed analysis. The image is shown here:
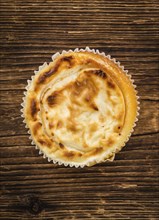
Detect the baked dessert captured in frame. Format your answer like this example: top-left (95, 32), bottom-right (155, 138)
top-left (22, 48), bottom-right (139, 167)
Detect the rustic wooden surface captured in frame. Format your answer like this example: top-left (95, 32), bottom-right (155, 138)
top-left (0, 0), bottom-right (159, 219)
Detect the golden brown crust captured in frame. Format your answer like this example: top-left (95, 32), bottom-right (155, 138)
top-left (24, 50), bottom-right (138, 166)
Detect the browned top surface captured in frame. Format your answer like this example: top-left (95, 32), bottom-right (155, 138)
top-left (0, 0), bottom-right (159, 219)
top-left (24, 51), bottom-right (133, 165)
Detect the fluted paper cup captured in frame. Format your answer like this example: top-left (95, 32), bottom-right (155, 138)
top-left (21, 47), bottom-right (140, 168)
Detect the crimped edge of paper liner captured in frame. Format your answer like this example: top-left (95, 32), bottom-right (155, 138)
top-left (20, 47), bottom-right (140, 168)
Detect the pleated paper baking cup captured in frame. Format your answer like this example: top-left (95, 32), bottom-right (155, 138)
top-left (21, 47), bottom-right (140, 168)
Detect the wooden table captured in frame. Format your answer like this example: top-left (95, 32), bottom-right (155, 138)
top-left (0, 0), bottom-right (159, 219)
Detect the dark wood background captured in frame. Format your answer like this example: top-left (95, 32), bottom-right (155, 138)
top-left (0, 0), bottom-right (159, 219)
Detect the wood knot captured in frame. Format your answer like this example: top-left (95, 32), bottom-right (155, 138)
top-left (28, 196), bottom-right (43, 215)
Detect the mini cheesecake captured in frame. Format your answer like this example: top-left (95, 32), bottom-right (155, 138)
top-left (23, 49), bottom-right (139, 167)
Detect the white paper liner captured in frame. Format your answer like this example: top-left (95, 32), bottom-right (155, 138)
top-left (21, 47), bottom-right (140, 168)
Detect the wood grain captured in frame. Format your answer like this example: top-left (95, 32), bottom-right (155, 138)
top-left (0, 0), bottom-right (159, 219)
